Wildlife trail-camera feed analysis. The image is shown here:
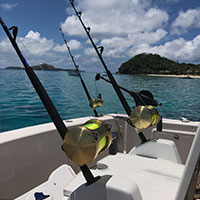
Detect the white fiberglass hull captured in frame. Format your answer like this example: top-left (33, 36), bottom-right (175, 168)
top-left (0, 114), bottom-right (199, 199)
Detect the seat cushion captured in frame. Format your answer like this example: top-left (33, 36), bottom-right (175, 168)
top-left (96, 153), bottom-right (184, 200)
top-left (64, 153), bottom-right (184, 200)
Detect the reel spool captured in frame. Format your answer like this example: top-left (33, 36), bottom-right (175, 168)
top-left (89, 94), bottom-right (103, 110)
top-left (63, 119), bottom-right (112, 166)
top-left (129, 105), bottom-right (159, 130)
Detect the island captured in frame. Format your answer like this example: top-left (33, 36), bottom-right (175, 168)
top-left (118, 53), bottom-right (200, 76)
top-left (5, 63), bottom-right (84, 72)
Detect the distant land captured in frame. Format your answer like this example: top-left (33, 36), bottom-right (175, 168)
top-left (5, 63), bottom-right (84, 72)
top-left (118, 53), bottom-right (200, 75)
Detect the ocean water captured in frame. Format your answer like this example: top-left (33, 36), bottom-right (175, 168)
top-left (0, 69), bottom-right (200, 132)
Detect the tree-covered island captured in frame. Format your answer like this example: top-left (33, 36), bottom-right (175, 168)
top-left (118, 53), bottom-right (200, 75)
top-left (5, 63), bottom-right (84, 72)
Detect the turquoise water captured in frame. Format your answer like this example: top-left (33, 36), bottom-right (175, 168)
top-left (0, 69), bottom-right (200, 132)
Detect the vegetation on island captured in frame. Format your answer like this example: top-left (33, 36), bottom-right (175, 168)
top-left (5, 66), bottom-right (24, 70)
top-left (31, 63), bottom-right (59, 70)
top-left (5, 63), bottom-right (84, 72)
top-left (6, 63), bottom-right (62, 71)
top-left (118, 53), bottom-right (200, 75)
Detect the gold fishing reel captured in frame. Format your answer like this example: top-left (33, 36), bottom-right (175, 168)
top-left (129, 105), bottom-right (159, 130)
top-left (89, 95), bottom-right (103, 110)
top-left (63, 119), bottom-right (112, 166)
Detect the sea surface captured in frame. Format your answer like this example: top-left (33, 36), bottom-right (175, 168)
top-left (0, 69), bottom-right (200, 132)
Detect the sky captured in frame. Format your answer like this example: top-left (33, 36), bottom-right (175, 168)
top-left (0, 0), bottom-right (200, 72)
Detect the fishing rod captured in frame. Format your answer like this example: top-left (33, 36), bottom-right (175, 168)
top-left (95, 73), bottom-right (159, 107)
top-left (0, 17), bottom-right (104, 185)
top-left (0, 17), bottom-right (67, 140)
top-left (96, 74), bottom-right (162, 133)
top-left (59, 27), bottom-right (99, 117)
top-left (68, 0), bottom-right (148, 143)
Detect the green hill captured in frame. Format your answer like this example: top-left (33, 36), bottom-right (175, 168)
top-left (5, 63), bottom-right (78, 71)
top-left (118, 53), bottom-right (200, 75)
top-left (31, 63), bottom-right (58, 70)
top-left (5, 63), bottom-right (59, 71)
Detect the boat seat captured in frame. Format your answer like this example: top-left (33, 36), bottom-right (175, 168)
top-left (16, 123), bottom-right (200, 200)
top-left (64, 123), bottom-right (200, 199)
top-left (15, 165), bottom-right (76, 200)
top-left (128, 138), bottom-right (182, 164)
top-left (62, 153), bottom-right (184, 199)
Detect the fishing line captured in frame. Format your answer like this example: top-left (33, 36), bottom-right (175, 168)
top-left (67, 0), bottom-right (163, 143)
top-left (63, 78), bottom-right (90, 116)
top-left (94, 78), bottom-right (99, 97)
top-left (0, 16), bottom-right (41, 70)
top-left (81, 72), bottom-right (97, 99)
top-left (96, 73), bottom-right (159, 107)
top-left (16, 33), bottom-right (87, 118)
top-left (60, 28), bottom-right (101, 117)
top-left (1, 17), bottom-right (103, 185)
top-left (4, 20), bottom-right (87, 118)
top-left (46, 69), bottom-right (90, 118)
top-left (55, 64), bottom-right (91, 118)
top-left (68, 0), bottom-right (132, 114)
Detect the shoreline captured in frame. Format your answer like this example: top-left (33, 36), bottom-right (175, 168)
top-left (146, 74), bottom-right (200, 79)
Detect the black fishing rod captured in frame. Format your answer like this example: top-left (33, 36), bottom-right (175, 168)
top-left (68, 0), bottom-right (147, 143)
top-left (0, 17), bottom-right (67, 140)
top-left (0, 17), bottom-right (99, 185)
top-left (95, 73), bottom-right (159, 107)
top-left (59, 27), bottom-right (99, 117)
top-left (96, 74), bottom-right (163, 134)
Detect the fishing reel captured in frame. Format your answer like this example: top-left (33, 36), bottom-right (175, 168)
top-left (129, 105), bottom-right (159, 131)
top-left (89, 94), bottom-right (103, 110)
top-left (63, 119), bottom-right (112, 166)
top-left (133, 90), bottom-right (160, 107)
top-left (95, 73), bottom-right (161, 108)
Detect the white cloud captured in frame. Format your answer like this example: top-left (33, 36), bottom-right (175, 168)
top-left (74, 54), bottom-right (81, 59)
top-left (129, 34), bottom-right (200, 63)
top-left (96, 28), bottom-right (167, 58)
top-left (60, 0), bottom-right (200, 66)
top-left (0, 31), bottom-right (81, 56)
top-left (0, 38), bottom-right (13, 53)
top-left (54, 39), bottom-right (81, 53)
top-left (61, 0), bottom-right (169, 61)
top-left (54, 44), bottom-right (66, 53)
top-left (82, 28), bottom-right (167, 59)
top-left (61, 0), bottom-right (168, 38)
top-left (19, 31), bottom-right (55, 55)
top-left (84, 47), bottom-right (96, 56)
top-left (68, 39), bottom-right (82, 50)
top-left (1, 1), bottom-right (199, 70)
top-left (172, 8), bottom-right (200, 34)
top-left (0, 3), bottom-right (18, 10)
top-left (0, 31), bottom-right (53, 55)
top-left (60, 15), bottom-right (85, 36)
top-left (0, 30), bottom-right (76, 68)
top-left (0, 38), bottom-right (21, 67)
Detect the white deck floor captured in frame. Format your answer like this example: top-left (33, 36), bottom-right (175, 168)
top-left (64, 153), bottom-right (184, 200)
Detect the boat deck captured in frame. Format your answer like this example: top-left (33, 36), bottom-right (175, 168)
top-left (64, 153), bottom-right (184, 200)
